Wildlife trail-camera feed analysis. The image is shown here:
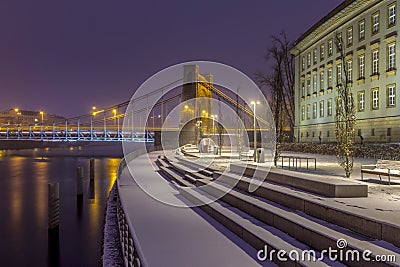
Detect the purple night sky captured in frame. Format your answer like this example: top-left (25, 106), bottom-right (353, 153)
top-left (0, 0), bottom-right (343, 117)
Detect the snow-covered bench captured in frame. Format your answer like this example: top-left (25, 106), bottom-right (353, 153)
top-left (240, 149), bottom-right (254, 161)
top-left (361, 159), bottom-right (400, 185)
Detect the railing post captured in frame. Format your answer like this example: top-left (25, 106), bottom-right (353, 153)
top-left (52, 122), bottom-right (55, 140)
top-left (65, 120), bottom-right (68, 141)
top-left (77, 119), bottom-right (80, 141)
top-left (48, 182), bottom-right (60, 230)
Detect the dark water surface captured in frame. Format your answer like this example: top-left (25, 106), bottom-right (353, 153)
top-left (0, 152), bottom-right (120, 266)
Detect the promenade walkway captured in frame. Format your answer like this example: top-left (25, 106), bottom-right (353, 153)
top-left (117, 152), bottom-right (270, 267)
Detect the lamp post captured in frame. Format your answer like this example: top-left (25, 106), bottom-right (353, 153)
top-left (251, 101), bottom-right (260, 162)
top-left (40, 111), bottom-right (44, 140)
top-left (91, 106), bottom-right (96, 141)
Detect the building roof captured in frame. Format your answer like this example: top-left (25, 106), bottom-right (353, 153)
top-left (294, 0), bottom-right (356, 46)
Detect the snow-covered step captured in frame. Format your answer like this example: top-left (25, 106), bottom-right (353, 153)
top-left (179, 186), bottom-right (333, 267)
top-left (196, 179), bottom-right (400, 266)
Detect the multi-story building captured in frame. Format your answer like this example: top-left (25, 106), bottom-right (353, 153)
top-left (0, 109), bottom-right (65, 127)
top-left (291, 0), bottom-right (398, 143)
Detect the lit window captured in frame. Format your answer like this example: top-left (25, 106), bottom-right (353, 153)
top-left (372, 12), bottom-right (380, 34)
top-left (387, 84), bottom-right (396, 107)
top-left (307, 104), bottom-right (310, 119)
top-left (320, 44), bottom-right (325, 60)
top-left (372, 88), bottom-right (379, 109)
top-left (301, 81), bottom-right (305, 97)
top-left (337, 64), bottom-right (342, 85)
top-left (336, 33), bottom-right (343, 52)
top-left (320, 71), bottom-right (324, 90)
top-left (359, 20), bottom-right (365, 40)
top-left (313, 48), bottom-right (317, 65)
top-left (328, 68), bottom-right (332, 87)
top-left (347, 60), bottom-right (353, 82)
top-left (302, 57), bottom-right (305, 71)
top-left (307, 52), bottom-right (311, 66)
top-left (327, 99), bottom-right (333, 116)
top-left (372, 50), bottom-right (379, 75)
top-left (328, 39), bottom-right (333, 56)
top-left (388, 3), bottom-right (396, 27)
top-left (347, 27), bottom-right (353, 46)
top-left (358, 91), bottom-right (365, 111)
top-left (319, 100), bottom-right (324, 117)
top-left (359, 54), bottom-right (365, 78)
top-left (313, 74), bottom-right (317, 93)
top-left (313, 102), bottom-right (317, 119)
top-left (388, 43), bottom-right (396, 70)
top-left (301, 106), bottom-right (305, 120)
top-left (307, 78), bottom-right (311, 95)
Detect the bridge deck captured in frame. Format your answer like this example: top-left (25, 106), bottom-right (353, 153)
top-left (117, 153), bottom-right (265, 267)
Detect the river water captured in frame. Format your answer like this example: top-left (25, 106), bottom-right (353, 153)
top-left (0, 150), bottom-right (121, 266)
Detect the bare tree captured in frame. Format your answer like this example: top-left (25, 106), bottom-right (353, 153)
top-left (257, 31), bottom-right (295, 166)
top-left (334, 33), bottom-right (357, 178)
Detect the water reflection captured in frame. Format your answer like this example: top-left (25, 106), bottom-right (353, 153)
top-left (0, 155), bottom-right (119, 267)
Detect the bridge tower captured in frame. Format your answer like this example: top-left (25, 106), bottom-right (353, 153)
top-left (179, 64), bottom-right (213, 146)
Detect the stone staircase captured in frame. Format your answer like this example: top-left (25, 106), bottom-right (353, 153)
top-left (155, 155), bottom-right (400, 266)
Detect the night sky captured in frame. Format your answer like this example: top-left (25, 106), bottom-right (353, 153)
top-left (0, 0), bottom-right (343, 117)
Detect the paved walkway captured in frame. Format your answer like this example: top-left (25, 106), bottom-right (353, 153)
top-left (118, 152), bottom-right (271, 267)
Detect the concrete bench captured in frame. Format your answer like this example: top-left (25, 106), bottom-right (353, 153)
top-left (361, 159), bottom-right (400, 185)
top-left (239, 149), bottom-right (254, 161)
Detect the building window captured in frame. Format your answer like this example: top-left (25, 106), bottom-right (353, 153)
top-left (337, 64), bottom-right (342, 85)
top-left (371, 88), bottom-right (379, 110)
top-left (320, 71), bottom-right (324, 90)
top-left (327, 98), bottom-right (333, 116)
top-left (328, 39), bottom-right (333, 56)
top-left (313, 102), bottom-right (317, 119)
top-left (307, 104), bottom-right (310, 119)
top-left (301, 81), bottom-right (305, 97)
top-left (336, 33), bottom-right (342, 53)
top-left (307, 78), bottom-right (311, 95)
top-left (358, 91), bottom-right (365, 111)
top-left (347, 27), bottom-right (353, 47)
top-left (319, 100), bottom-right (324, 117)
top-left (387, 128), bottom-right (392, 136)
top-left (359, 20), bottom-right (365, 41)
top-left (347, 60), bottom-right (353, 82)
top-left (301, 106), bottom-right (305, 121)
top-left (358, 54), bottom-right (365, 79)
top-left (388, 3), bottom-right (396, 27)
top-left (388, 43), bottom-right (396, 71)
top-left (320, 44), bottom-right (325, 60)
top-left (387, 84), bottom-right (396, 107)
top-left (307, 52), bottom-right (311, 67)
top-left (372, 50), bottom-right (379, 75)
top-left (327, 131), bottom-right (330, 137)
top-left (313, 48), bottom-right (317, 65)
top-left (302, 57), bottom-right (305, 71)
top-left (372, 11), bottom-right (380, 34)
top-left (327, 68), bottom-right (332, 88)
top-left (313, 73), bottom-right (317, 93)
top-left (371, 128), bottom-right (375, 136)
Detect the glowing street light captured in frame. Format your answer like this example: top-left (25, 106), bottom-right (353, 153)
top-left (251, 101), bottom-right (260, 162)
top-left (39, 111), bottom-right (44, 139)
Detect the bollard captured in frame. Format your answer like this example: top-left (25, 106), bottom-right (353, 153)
top-left (77, 166), bottom-right (83, 198)
top-left (48, 182), bottom-right (60, 230)
top-left (90, 158), bottom-right (95, 180)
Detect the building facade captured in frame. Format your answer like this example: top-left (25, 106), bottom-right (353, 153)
top-left (0, 109), bottom-right (65, 127)
top-left (291, 0), bottom-right (399, 143)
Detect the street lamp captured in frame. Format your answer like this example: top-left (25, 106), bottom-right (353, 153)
top-left (251, 101), bottom-right (260, 162)
top-left (39, 111), bottom-right (44, 139)
top-left (91, 106), bottom-right (96, 140)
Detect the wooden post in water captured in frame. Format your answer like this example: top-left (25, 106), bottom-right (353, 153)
top-left (90, 158), bottom-right (95, 180)
top-left (77, 166), bottom-right (83, 198)
top-left (48, 182), bottom-right (60, 230)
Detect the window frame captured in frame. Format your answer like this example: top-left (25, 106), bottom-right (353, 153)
top-left (387, 43), bottom-right (396, 71)
top-left (358, 54), bottom-right (365, 79)
top-left (328, 39), bottom-right (333, 56)
top-left (371, 88), bottom-right (379, 110)
top-left (358, 19), bottom-right (365, 41)
top-left (372, 11), bottom-right (380, 35)
top-left (358, 90), bottom-right (365, 111)
top-left (387, 84), bottom-right (396, 107)
top-left (347, 27), bottom-right (353, 47)
top-left (372, 49), bottom-right (379, 75)
top-left (387, 2), bottom-right (396, 28)
top-left (319, 100), bottom-right (324, 117)
top-left (327, 98), bottom-right (333, 116)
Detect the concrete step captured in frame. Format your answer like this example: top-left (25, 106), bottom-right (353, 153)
top-left (179, 186), bottom-right (333, 267)
top-left (195, 178), bottom-right (400, 266)
top-left (158, 166), bottom-right (193, 187)
top-left (214, 171), bottom-right (400, 249)
top-left (229, 163), bottom-right (368, 198)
